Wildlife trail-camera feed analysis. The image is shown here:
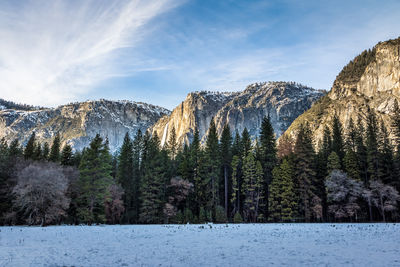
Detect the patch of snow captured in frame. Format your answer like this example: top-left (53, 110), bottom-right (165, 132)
top-left (0, 224), bottom-right (399, 266)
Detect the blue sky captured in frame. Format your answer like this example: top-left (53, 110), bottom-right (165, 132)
top-left (0, 0), bottom-right (399, 109)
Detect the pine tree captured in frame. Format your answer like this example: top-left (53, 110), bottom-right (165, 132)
top-left (33, 142), bottom-right (42, 161)
top-left (242, 152), bottom-right (263, 222)
top-left (377, 121), bottom-right (395, 185)
top-left (327, 152), bottom-right (341, 173)
top-left (166, 126), bottom-right (178, 160)
top-left (269, 159), bottom-right (296, 222)
top-left (366, 110), bottom-right (379, 181)
top-left (42, 142), bottom-right (50, 161)
top-left (24, 132), bottom-right (36, 159)
top-left (219, 124), bottom-right (232, 218)
top-left (259, 116), bottom-right (277, 220)
top-left (204, 118), bottom-right (220, 220)
top-left (77, 134), bottom-right (113, 224)
top-left (49, 133), bottom-right (61, 162)
top-left (355, 117), bottom-right (368, 184)
top-left (116, 133), bottom-right (134, 223)
top-left (132, 130), bottom-right (143, 222)
top-left (391, 100), bottom-right (400, 191)
top-left (241, 128), bottom-right (252, 157)
top-left (8, 139), bottom-right (22, 158)
top-left (294, 123), bottom-right (317, 222)
top-left (344, 149), bottom-right (360, 180)
top-left (231, 155), bottom-right (242, 216)
top-left (139, 133), bottom-right (170, 223)
top-left (331, 114), bottom-right (345, 165)
top-left (61, 144), bottom-right (73, 166)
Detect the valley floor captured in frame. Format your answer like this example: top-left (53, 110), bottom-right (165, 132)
top-left (0, 223), bottom-right (399, 266)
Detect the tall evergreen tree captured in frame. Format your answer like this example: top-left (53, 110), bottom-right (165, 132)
top-left (377, 121), bottom-right (395, 185)
top-left (77, 134), bottom-right (114, 224)
top-left (117, 133), bottom-right (134, 223)
top-left (294, 124), bottom-right (317, 222)
top-left (204, 118), bottom-right (220, 220)
top-left (241, 128), bottom-right (252, 157)
top-left (132, 130), bottom-right (143, 222)
top-left (24, 132), bottom-right (36, 160)
top-left (49, 133), bottom-right (61, 162)
top-left (366, 110), bottom-right (379, 181)
top-left (269, 159), bottom-right (296, 222)
top-left (327, 152), bottom-right (341, 173)
top-left (41, 142), bottom-right (50, 161)
top-left (331, 114), bottom-right (345, 166)
top-left (166, 126), bottom-right (178, 160)
top-left (242, 152), bottom-right (263, 222)
top-left (259, 116), bottom-right (277, 220)
top-left (33, 142), bottom-right (42, 161)
top-left (139, 133), bottom-right (169, 223)
top-left (219, 124), bottom-right (232, 217)
top-left (355, 117), bottom-right (368, 184)
top-left (61, 144), bottom-right (73, 166)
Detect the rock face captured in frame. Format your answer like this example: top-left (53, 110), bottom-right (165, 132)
top-left (284, 37), bottom-right (400, 145)
top-left (0, 99), bottom-right (170, 152)
top-left (151, 82), bottom-right (325, 146)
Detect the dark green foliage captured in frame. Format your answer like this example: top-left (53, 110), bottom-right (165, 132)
top-left (269, 159), bottom-right (296, 222)
top-left (204, 118), bottom-right (220, 220)
top-left (77, 134), bottom-right (113, 224)
top-left (366, 111), bottom-right (379, 181)
top-left (331, 115), bottom-right (345, 165)
top-left (214, 205), bottom-right (227, 223)
top-left (116, 133), bottom-right (134, 223)
top-left (24, 132), bottom-right (36, 160)
top-left (378, 121), bottom-right (395, 185)
top-left (241, 128), bottom-right (252, 156)
top-left (335, 48), bottom-right (376, 84)
top-left (327, 152), bottom-right (341, 173)
top-left (49, 133), bottom-right (61, 162)
top-left (242, 152), bottom-right (263, 222)
top-left (139, 133), bottom-right (170, 224)
top-left (233, 211), bottom-right (243, 223)
top-left (259, 116), bottom-right (277, 220)
top-left (166, 126), bottom-right (178, 160)
top-left (219, 124), bottom-right (232, 218)
top-left (355, 117), bottom-right (368, 184)
top-left (42, 142), bottom-right (50, 161)
top-left (294, 124), bottom-right (317, 222)
top-left (344, 150), bottom-right (360, 181)
top-left (61, 144), bottom-right (73, 166)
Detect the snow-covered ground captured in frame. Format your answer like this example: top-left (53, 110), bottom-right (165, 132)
top-left (0, 223), bottom-right (399, 266)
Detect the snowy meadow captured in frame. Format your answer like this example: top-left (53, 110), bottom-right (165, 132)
top-left (0, 223), bottom-right (399, 266)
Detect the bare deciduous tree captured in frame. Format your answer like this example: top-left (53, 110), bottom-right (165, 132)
top-left (105, 184), bottom-right (125, 224)
top-left (325, 170), bottom-right (364, 221)
top-left (163, 177), bottom-right (193, 221)
top-left (364, 180), bottom-right (400, 222)
top-left (11, 161), bottom-right (70, 225)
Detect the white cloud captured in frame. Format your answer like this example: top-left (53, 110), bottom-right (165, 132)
top-left (0, 0), bottom-right (178, 106)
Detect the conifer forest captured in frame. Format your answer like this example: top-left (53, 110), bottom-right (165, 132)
top-left (1, 105), bottom-right (400, 226)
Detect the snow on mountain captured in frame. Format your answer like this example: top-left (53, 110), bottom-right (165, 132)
top-left (0, 99), bottom-right (170, 152)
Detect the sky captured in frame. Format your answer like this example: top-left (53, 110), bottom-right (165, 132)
top-left (0, 0), bottom-right (399, 110)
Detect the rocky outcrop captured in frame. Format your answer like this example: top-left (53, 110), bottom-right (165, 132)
top-left (284, 37), bottom-right (400, 146)
top-left (0, 99), bottom-right (170, 152)
top-left (151, 82), bottom-right (325, 146)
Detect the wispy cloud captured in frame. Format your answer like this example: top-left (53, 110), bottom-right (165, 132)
top-left (0, 0), bottom-right (179, 106)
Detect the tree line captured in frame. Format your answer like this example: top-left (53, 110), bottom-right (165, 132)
top-left (1, 104), bottom-right (400, 225)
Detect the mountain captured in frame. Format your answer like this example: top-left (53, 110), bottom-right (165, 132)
top-left (0, 99), bottom-right (170, 152)
top-left (284, 37), bottom-right (400, 145)
top-left (151, 82), bottom-right (325, 146)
